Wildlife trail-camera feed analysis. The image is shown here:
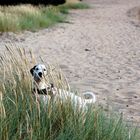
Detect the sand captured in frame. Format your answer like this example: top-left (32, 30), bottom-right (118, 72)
top-left (0, 0), bottom-right (140, 125)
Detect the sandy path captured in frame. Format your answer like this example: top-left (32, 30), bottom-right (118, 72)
top-left (0, 0), bottom-right (140, 125)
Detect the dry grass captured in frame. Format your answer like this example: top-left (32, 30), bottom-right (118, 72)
top-left (0, 5), bottom-right (40, 15)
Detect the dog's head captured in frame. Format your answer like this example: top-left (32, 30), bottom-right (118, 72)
top-left (30, 64), bottom-right (47, 82)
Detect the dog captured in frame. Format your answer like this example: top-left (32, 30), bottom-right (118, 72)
top-left (30, 64), bottom-right (96, 110)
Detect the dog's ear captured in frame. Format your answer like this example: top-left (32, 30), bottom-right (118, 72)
top-left (30, 65), bottom-right (36, 76)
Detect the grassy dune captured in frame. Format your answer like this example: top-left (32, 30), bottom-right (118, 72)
top-left (0, 3), bottom-right (89, 32)
top-left (0, 46), bottom-right (139, 140)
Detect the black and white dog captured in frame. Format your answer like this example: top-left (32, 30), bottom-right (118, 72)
top-left (30, 64), bottom-right (96, 110)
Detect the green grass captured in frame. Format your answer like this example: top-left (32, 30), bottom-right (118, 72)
top-left (0, 46), bottom-right (139, 140)
top-left (58, 2), bottom-right (90, 14)
top-left (60, 2), bottom-right (90, 10)
top-left (0, 2), bottom-right (89, 32)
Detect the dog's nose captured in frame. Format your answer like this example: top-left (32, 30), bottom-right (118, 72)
top-left (38, 72), bottom-right (42, 77)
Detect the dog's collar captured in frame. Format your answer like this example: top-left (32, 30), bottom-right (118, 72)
top-left (33, 83), bottom-right (54, 96)
top-left (33, 88), bottom-right (47, 95)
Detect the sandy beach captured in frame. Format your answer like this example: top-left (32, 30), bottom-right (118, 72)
top-left (0, 0), bottom-right (140, 125)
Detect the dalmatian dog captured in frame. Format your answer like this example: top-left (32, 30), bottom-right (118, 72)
top-left (30, 64), bottom-right (96, 110)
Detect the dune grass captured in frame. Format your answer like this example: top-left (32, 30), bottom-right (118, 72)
top-left (60, 2), bottom-right (90, 9)
top-left (0, 2), bottom-right (89, 32)
top-left (0, 46), bottom-right (139, 140)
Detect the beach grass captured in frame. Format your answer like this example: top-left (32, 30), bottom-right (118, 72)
top-left (0, 2), bottom-right (89, 32)
top-left (0, 46), bottom-right (139, 140)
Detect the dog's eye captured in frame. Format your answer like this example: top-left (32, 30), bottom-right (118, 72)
top-left (36, 68), bottom-right (39, 70)
top-left (44, 69), bottom-right (46, 71)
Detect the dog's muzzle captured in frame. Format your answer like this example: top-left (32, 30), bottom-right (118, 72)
top-left (38, 72), bottom-right (42, 78)
top-left (34, 72), bottom-right (43, 82)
